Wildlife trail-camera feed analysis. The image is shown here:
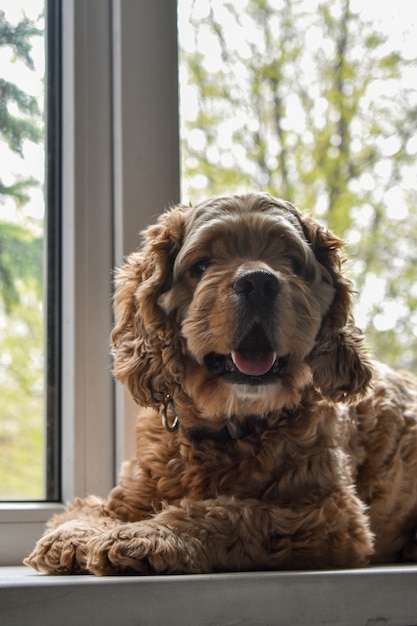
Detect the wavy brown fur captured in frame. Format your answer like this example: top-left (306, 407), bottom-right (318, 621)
top-left (25, 193), bottom-right (417, 575)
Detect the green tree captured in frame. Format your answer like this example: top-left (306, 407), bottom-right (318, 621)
top-left (180, 0), bottom-right (417, 370)
top-left (0, 294), bottom-right (44, 498)
top-left (0, 8), bottom-right (44, 499)
top-left (0, 10), bottom-right (42, 152)
top-left (0, 9), bottom-right (43, 309)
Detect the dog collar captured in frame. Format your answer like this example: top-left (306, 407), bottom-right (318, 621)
top-left (183, 414), bottom-right (267, 444)
top-left (161, 396), bottom-right (269, 443)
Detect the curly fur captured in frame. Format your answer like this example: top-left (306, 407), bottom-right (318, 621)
top-left (25, 193), bottom-right (417, 575)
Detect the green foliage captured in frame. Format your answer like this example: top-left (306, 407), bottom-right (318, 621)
top-left (0, 7), bottom-right (44, 500)
top-left (0, 295), bottom-right (44, 499)
top-left (0, 78), bottom-right (42, 154)
top-left (0, 221), bottom-right (43, 313)
top-left (0, 10), bottom-right (42, 69)
top-left (0, 11), bottom-right (42, 159)
top-left (180, 0), bottom-right (417, 370)
top-left (0, 9), bottom-right (43, 309)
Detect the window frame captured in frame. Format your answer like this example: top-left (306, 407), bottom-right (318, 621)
top-left (45, 0), bottom-right (62, 502)
top-left (0, 0), bottom-right (179, 566)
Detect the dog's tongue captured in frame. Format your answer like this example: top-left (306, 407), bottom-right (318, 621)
top-left (231, 325), bottom-right (277, 376)
top-left (231, 349), bottom-right (277, 376)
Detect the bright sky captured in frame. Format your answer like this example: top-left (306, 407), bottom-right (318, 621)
top-left (179, 0), bottom-right (417, 57)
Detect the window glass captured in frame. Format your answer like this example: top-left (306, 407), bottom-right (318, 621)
top-left (178, 0), bottom-right (417, 370)
top-left (0, 0), bottom-right (48, 499)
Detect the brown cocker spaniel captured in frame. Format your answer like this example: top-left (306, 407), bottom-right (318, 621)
top-left (26, 193), bottom-right (417, 575)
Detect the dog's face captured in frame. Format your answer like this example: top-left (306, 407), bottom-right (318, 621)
top-left (112, 194), bottom-right (371, 422)
top-left (158, 195), bottom-right (335, 415)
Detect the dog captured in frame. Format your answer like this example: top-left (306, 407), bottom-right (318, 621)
top-left (25, 192), bottom-right (417, 575)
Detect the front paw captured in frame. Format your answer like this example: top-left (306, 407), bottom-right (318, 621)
top-left (24, 520), bottom-right (95, 574)
top-left (86, 522), bottom-right (205, 576)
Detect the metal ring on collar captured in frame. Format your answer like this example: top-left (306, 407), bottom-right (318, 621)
top-left (161, 395), bottom-right (179, 432)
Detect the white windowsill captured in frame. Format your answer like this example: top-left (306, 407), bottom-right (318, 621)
top-left (2, 564), bottom-right (417, 625)
top-left (0, 503), bottom-right (65, 566)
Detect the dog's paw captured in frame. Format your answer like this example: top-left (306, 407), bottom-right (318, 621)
top-left (86, 522), bottom-right (205, 575)
top-left (24, 520), bottom-right (96, 574)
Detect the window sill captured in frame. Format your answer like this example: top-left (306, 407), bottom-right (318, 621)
top-left (0, 503), bottom-right (65, 566)
top-left (1, 565), bottom-right (417, 625)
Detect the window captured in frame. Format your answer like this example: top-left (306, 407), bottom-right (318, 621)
top-left (1, 0), bottom-right (414, 516)
top-left (0, 1), bottom-right (47, 500)
top-left (0, 0), bottom-right (179, 566)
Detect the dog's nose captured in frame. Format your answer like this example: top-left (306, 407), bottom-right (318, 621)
top-left (234, 270), bottom-right (279, 307)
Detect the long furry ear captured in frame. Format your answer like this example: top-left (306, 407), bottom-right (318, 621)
top-left (300, 214), bottom-right (372, 402)
top-left (111, 205), bottom-right (190, 409)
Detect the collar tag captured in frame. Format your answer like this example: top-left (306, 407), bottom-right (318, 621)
top-left (161, 395), bottom-right (179, 432)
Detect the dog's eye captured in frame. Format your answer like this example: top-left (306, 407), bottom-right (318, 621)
top-left (290, 257), bottom-right (304, 275)
top-left (190, 259), bottom-right (211, 278)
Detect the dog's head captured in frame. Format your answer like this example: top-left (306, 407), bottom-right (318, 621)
top-left (112, 193), bottom-right (371, 420)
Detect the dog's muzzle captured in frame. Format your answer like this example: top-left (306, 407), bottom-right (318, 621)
top-left (204, 268), bottom-right (287, 385)
top-left (204, 323), bottom-right (288, 385)
top-left (204, 349), bottom-right (288, 385)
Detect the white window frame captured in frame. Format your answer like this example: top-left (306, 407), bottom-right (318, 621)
top-left (1, 2), bottom-right (417, 624)
top-left (0, 0), bottom-right (179, 566)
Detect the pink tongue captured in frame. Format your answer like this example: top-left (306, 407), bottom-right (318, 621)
top-left (231, 350), bottom-right (277, 376)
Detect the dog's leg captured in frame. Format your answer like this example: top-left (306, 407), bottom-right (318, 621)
top-left (24, 458), bottom-right (159, 574)
top-left (24, 496), bottom-right (121, 574)
top-left (86, 492), bottom-right (374, 575)
top-left (106, 458), bottom-right (160, 522)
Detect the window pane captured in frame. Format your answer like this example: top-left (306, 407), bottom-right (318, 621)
top-left (0, 0), bottom-right (51, 500)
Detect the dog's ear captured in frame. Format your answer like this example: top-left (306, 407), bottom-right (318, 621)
top-left (300, 214), bottom-right (372, 402)
top-left (111, 205), bottom-right (190, 409)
